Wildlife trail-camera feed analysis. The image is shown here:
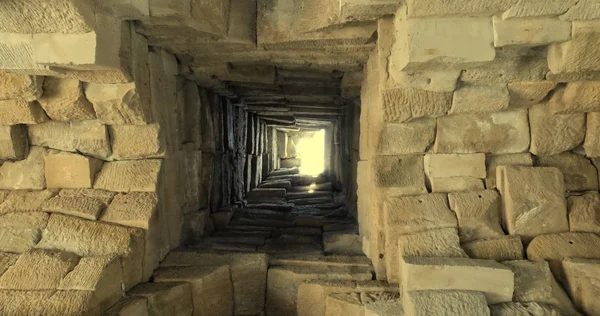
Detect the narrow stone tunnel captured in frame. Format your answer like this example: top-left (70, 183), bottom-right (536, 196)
top-left (1, 0), bottom-right (600, 316)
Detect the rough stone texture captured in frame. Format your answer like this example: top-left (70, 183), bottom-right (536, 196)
top-left (323, 232), bottom-right (363, 255)
top-left (424, 153), bottom-right (486, 179)
top-left (0, 252), bottom-right (18, 277)
top-left (153, 265), bottom-right (233, 316)
top-left (489, 302), bottom-right (563, 316)
top-left (503, 0), bottom-right (577, 19)
top-left (497, 166), bottom-right (568, 240)
top-left (0, 146), bottom-right (46, 190)
top-left (109, 124), bottom-right (166, 159)
top-left (585, 112), bottom-right (600, 157)
top-left (405, 290), bottom-right (491, 316)
top-left (450, 84), bottom-right (510, 114)
top-left (94, 159), bottom-right (163, 193)
top-left (375, 118), bottom-right (436, 155)
top-left (529, 102), bottom-right (584, 157)
top-left (37, 78), bottom-right (96, 121)
top-left (0, 189), bottom-right (57, 214)
top-left (29, 121), bottom-right (112, 159)
top-left (0, 72), bottom-right (43, 101)
top-left (129, 282), bottom-right (193, 316)
top-left (527, 233), bottom-right (600, 274)
top-left (381, 88), bottom-right (452, 123)
top-left (507, 81), bottom-right (557, 109)
top-left (44, 151), bottom-right (103, 189)
top-left (0, 212), bottom-right (49, 253)
top-left (401, 257), bottom-right (514, 304)
top-left (460, 47), bottom-right (548, 84)
top-left (41, 193), bottom-right (111, 221)
top-left (429, 177), bottom-right (485, 193)
top-left (550, 82), bottom-right (600, 114)
top-left (297, 280), bottom-right (356, 316)
top-left (372, 155), bottom-right (427, 196)
top-left (364, 299), bottom-right (405, 316)
top-left (0, 125), bottom-right (29, 160)
top-left (448, 190), bottom-right (504, 242)
top-left (0, 0), bottom-right (95, 33)
top-left (85, 82), bottom-right (153, 125)
top-left (463, 236), bottom-right (524, 261)
top-left (0, 249), bottom-right (79, 290)
top-left (389, 70), bottom-right (461, 93)
top-left (324, 292), bottom-right (362, 316)
top-left (0, 289), bottom-right (103, 315)
top-left (568, 192), bottom-right (600, 234)
top-left (434, 110), bottom-right (530, 154)
top-left (0, 99), bottom-right (49, 125)
top-left (536, 153), bottom-right (598, 192)
top-left (493, 16), bottom-right (571, 48)
top-left (485, 153), bottom-right (533, 189)
top-left (562, 258), bottom-right (600, 316)
top-left (28, 121), bottom-right (74, 152)
top-left (560, 0), bottom-right (600, 20)
top-left (397, 228), bottom-right (468, 260)
top-left (101, 192), bottom-right (158, 229)
top-left (105, 297), bottom-right (149, 316)
top-left (548, 21), bottom-right (600, 74)
top-left (405, 0), bottom-right (517, 17)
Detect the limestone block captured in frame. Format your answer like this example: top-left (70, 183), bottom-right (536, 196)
top-left (548, 21), bottom-right (600, 74)
top-left (0, 253), bottom-right (18, 279)
top-left (85, 82), bottom-right (153, 125)
top-left (0, 125), bottom-right (28, 160)
top-left (0, 212), bottom-right (49, 253)
top-left (28, 121), bottom-right (74, 152)
top-left (568, 192), bottom-right (600, 233)
top-left (0, 289), bottom-right (105, 315)
top-left (101, 192), bottom-right (158, 229)
top-left (384, 194), bottom-right (458, 282)
top-left (489, 302), bottom-right (563, 316)
top-left (405, 291), bottom-right (491, 316)
top-left (434, 109), bottom-right (530, 154)
top-left (324, 292), bottom-right (362, 316)
top-left (364, 299), bottom-right (405, 316)
top-left (507, 81), bottom-right (557, 109)
top-left (424, 153), bottom-right (486, 179)
top-left (180, 210), bottom-right (212, 245)
top-left (529, 102), bottom-right (585, 156)
top-left (560, 0), bottom-right (600, 21)
top-left (129, 282), bottom-right (193, 316)
top-left (503, 0), bottom-right (578, 19)
top-left (297, 280), bottom-right (357, 316)
top-left (0, 0), bottom-right (95, 33)
top-left (450, 84), bottom-right (510, 114)
top-left (527, 233), bottom-right (600, 278)
top-left (44, 151), bottom-right (103, 189)
top-left (104, 297), bottom-right (149, 316)
top-left (153, 265), bottom-right (233, 316)
top-left (323, 232), bottom-right (363, 255)
top-left (460, 47), bottom-right (549, 84)
top-left (41, 193), bottom-right (110, 221)
top-left (585, 112), bottom-right (600, 157)
top-left (95, 0), bottom-right (150, 19)
top-left (0, 146), bottom-right (46, 190)
top-left (372, 155), bottom-right (427, 196)
top-left (463, 236), bottom-right (524, 261)
top-left (0, 72), bottom-right (43, 101)
top-left (0, 189), bottom-right (57, 214)
top-left (400, 257), bottom-right (514, 304)
top-left (493, 16), bottom-right (571, 47)
top-left (550, 82), bottom-right (600, 114)
top-left (405, 0), bottom-right (517, 17)
top-left (497, 166), bottom-right (568, 240)
top-left (340, 0), bottom-right (400, 23)
top-left (397, 228), bottom-right (468, 259)
top-left (536, 153), bottom-right (598, 191)
top-left (381, 87), bottom-right (452, 123)
top-left (0, 249), bottom-right (79, 290)
top-left (375, 118), bottom-right (436, 155)
top-left (70, 120), bottom-right (112, 159)
top-left (562, 258), bottom-right (600, 316)
top-left (109, 124), bottom-right (166, 159)
top-left (448, 190), bottom-right (504, 242)
top-left (0, 99), bottom-right (49, 125)
top-left (389, 70), bottom-right (461, 93)
top-left (94, 159), bottom-right (163, 192)
top-left (391, 18), bottom-right (495, 71)
top-left (429, 177), bottom-right (485, 193)
top-left (37, 78), bottom-right (96, 121)
top-left (485, 153), bottom-right (533, 189)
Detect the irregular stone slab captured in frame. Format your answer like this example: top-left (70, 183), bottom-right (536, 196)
top-left (585, 112), bottom-right (600, 157)
top-left (129, 282), bottom-right (193, 316)
top-left (381, 88), bottom-right (452, 123)
top-left (548, 21), bottom-right (600, 74)
top-left (448, 190), bottom-right (504, 242)
top-left (562, 258), bottom-right (600, 316)
top-left (85, 82), bottom-right (153, 125)
top-left (0, 249), bottom-right (79, 290)
top-left (507, 81), bottom-right (557, 109)
top-left (397, 228), bottom-right (468, 260)
top-left (450, 84), bottom-right (510, 114)
top-left (109, 124), bottom-right (166, 159)
top-left (463, 236), bottom-right (524, 261)
top-left (560, 0), bottom-right (600, 20)
top-left (489, 302), bottom-right (563, 316)
top-left (406, 290), bottom-right (491, 316)
top-left (0, 125), bottom-right (28, 160)
top-left (503, 0), bottom-right (577, 19)
top-left (37, 78), bottom-right (96, 121)
top-left (424, 153), bottom-right (486, 179)
top-left (434, 109), bottom-right (530, 154)
top-left (28, 121), bottom-right (74, 152)
top-left (405, 0), bottom-right (517, 17)
top-left (44, 151), bottom-right (103, 189)
top-left (41, 188), bottom-right (116, 221)
top-left (401, 257), bottom-right (514, 304)
top-left (375, 118), bottom-right (436, 155)
top-left (429, 177), bottom-right (485, 193)
top-left (71, 120), bottom-right (112, 159)
top-left (460, 47), bottom-right (548, 84)
top-left (0, 212), bottom-right (49, 253)
top-left (485, 153), bottom-right (533, 189)
top-left (153, 265), bottom-right (233, 316)
top-left (94, 159), bottom-right (163, 192)
top-left (493, 16), bottom-right (571, 48)
top-left (0, 99), bottom-right (49, 125)
top-left (527, 233), bottom-right (600, 277)
top-left (550, 82), bottom-right (600, 114)
top-left (371, 155), bottom-right (427, 196)
top-left (536, 153), bottom-right (598, 191)
top-left (104, 297), bottom-right (149, 316)
top-left (0, 72), bottom-right (43, 101)
top-left (568, 192), bottom-right (600, 233)
top-left (497, 166), bottom-right (568, 240)
top-left (101, 192), bottom-right (158, 229)
top-left (0, 146), bottom-right (46, 190)
top-left (0, 189), bottom-right (57, 214)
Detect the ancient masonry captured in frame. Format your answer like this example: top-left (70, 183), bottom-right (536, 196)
top-left (0, 0), bottom-right (599, 315)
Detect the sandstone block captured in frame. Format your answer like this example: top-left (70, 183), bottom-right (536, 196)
top-left (406, 0), bottom-right (517, 17)
top-left (0, 189), bottom-right (57, 214)
top-left (0, 72), bottom-right (43, 101)
top-left (388, 69), bottom-right (461, 93)
top-left (497, 166), bottom-right (568, 240)
top-left (109, 124), bottom-right (166, 159)
top-left (181, 211), bottom-right (212, 246)
top-left (485, 153), bottom-right (533, 189)
top-left (406, 290), bottom-right (491, 316)
top-left (460, 48), bottom-right (548, 84)
top-left (397, 228), bottom-right (467, 260)
top-left (0, 252), bottom-right (18, 278)
top-left (463, 236), bottom-right (524, 261)
top-left (105, 297), bottom-right (149, 316)
top-left (0, 0), bottom-right (95, 33)
top-left (153, 265), bottom-right (233, 316)
top-left (297, 280), bottom-right (357, 316)
top-left (375, 118), bottom-right (436, 155)
top-left (0, 249), bottom-right (79, 290)
top-left (371, 155), bottom-right (427, 196)
top-left (323, 232), bottom-right (363, 255)
top-left (94, 159), bottom-right (162, 192)
top-left (28, 121), bottom-right (74, 152)
top-left (450, 84), bottom-right (510, 114)
top-left (434, 109), bottom-right (530, 154)
top-left (401, 257), bottom-right (514, 304)
top-left (585, 112), bottom-right (600, 157)
top-left (0, 212), bottom-right (49, 253)
top-left (424, 153), bottom-right (486, 179)
top-left (568, 192), bottom-right (600, 233)
top-left (507, 81), bottom-right (557, 109)
top-left (37, 78), bottom-right (96, 121)
top-left (448, 190), bottom-right (504, 242)
top-left (529, 102), bottom-right (585, 156)
top-left (71, 120), bottom-right (112, 159)
top-left (536, 153), bottom-right (598, 191)
top-left (0, 289), bottom-right (104, 315)
top-left (548, 21), bottom-right (600, 74)
top-left (364, 299), bottom-right (405, 316)
top-left (381, 88), bottom-right (452, 123)
top-left (85, 82), bottom-right (152, 125)
top-left (0, 125), bottom-right (28, 160)
top-left (527, 233), bottom-right (600, 272)
top-left (44, 151), bottom-right (103, 189)
top-left (0, 99), bottom-right (49, 125)
top-left (550, 82), bottom-right (600, 114)
top-left (489, 302), bottom-right (563, 316)
top-left (429, 177), bottom-right (485, 193)
top-left (101, 192), bottom-right (158, 229)
top-left (562, 258), bottom-right (600, 316)
top-left (503, 0), bottom-right (577, 19)
top-left (129, 282), bottom-right (193, 316)
top-left (324, 292), bottom-right (362, 316)
top-left (493, 16), bottom-right (571, 47)
top-left (560, 0), bottom-right (600, 21)
top-left (41, 193), bottom-right (111, 221)
top-left (0, 146), bottom-right (46, 190)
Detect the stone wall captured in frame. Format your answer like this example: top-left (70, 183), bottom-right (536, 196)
top-left (358, 2), bottom-right (600, 314)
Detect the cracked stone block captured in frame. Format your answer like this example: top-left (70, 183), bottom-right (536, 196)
top-left (462, 236), bottom-right (524, 261)
top-left (405, 0), bottom-right (517, 17)
top-left (450, 84), bottom-right (510, 114)
top-left (372, 155), bottom-right (427, 196)
top-left (37, 78), bottom-right (96, 121)
top-left (0, 146), bottom-right (46, 190)
top-left (0, 72), bottom-right (43, 101)
top-left (381, 87), bottom-right (452, 123)
top-left (71, 120), bottom-right (112, 159)
top-left (109, 124), bottom-right (166, 159)
top-left (0, 212), bottom-right (49, 253)
top-left (85, 82), bottom-right (153, 125)
top-left (448, 190), bottom-right (504, 242)
top-left (562, 258), bottom-right (600, 316)
top-left (0, 99), bottom-right (49, 125)
top-left (585, 112), bottom-right (600, 157)
top-left (44, 151), bottom-right (103, 189)
top-left (507, 81), bottom-right (557, 109)
top-left (529, 102), bottom-right (585, 156)
top-left (568, 191), bottom-right (600, 234)
top-left (493, 16), bottom-right (571, 48)
top-left (503, 0), bottom-right (577, 19)
top-left (485, 153), bottom-right (533, 189)
top-left (548, 21), bottom-right (600, 74)
top-left (550, 82), bottom-right (600, 114)
top-left (94, 159), bottom-right (163, 193)
top-left (0, 249), bottom-right (80, 290)
top-left (375, 118), bottom-right (436, 155)
top-left (536, 153), bottom-right (598, 192)
top-left (0, 125), bottom-right (28, 160)
top-left (129, 282), bottom-right (193, 316)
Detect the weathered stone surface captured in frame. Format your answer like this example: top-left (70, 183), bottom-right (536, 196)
top-left (568, 192), bottom-right (600, 234)
top-left (560, 0), bottom-right (600, 20)
top-left (297, 280), bottom-right (357, 316)
top-left (0, 99), bottom-right (49, 125)
top-left (153, 265), bottom-right (233, 316)
top-left (129, 282), bottom-right (193, 316)
top-left (37, 78), bottom-right (95, 121)
top-left (85, 82), bottom-right (152, 125)
top-left (0, 0), bottom-right (95, 33)
top-left (28, 121), bottom-right (74, 152)
top-left (497, 166), bottom-right (568, 240)
top-left (489, 302), bottom-right (563, 316)
top-left (562, 258), bottom-right (600, 316)
top-left (424, 153), bottom-right (486, 179)
top-left (101, 192), bottom-right (158, 229)
top-left (550, 82), bottom-right (600, 114)
top-left (503, 0), bottom-right (577, 19)
top-left (0, 212), bottom-right (49, 253)
top-left (0, 252), bottom-right (18, 277)
top-left (527, 232), bottom-right (600, 277)
top-left (323, 232), bottom-right (362, 255)
top-left (507, 81), bottom-right (557, 109)
top-left (0, 289), bottom-right (104, 315)
top-left (0, 146), bottom-right (46, 190)
top-left (529, 102), bottom-right (585, 156)
top-left (44, 151), bottom-right (103, 189)
top-left (0, 189), bottom-right (57, 214)
top-left (536, 153), bottom-right (598, 191)
top-left (110, 124), bottom-right (166, 159)
top-left (406, 0), bottom-right (517, 17)
top-left (94, 159), bottom-right (162, 193)
top-left (41, 190), bottom-right (113, 221)
top-left (448, 190), bottom-right (504, 242)
top-left (28, 120), bottom-right (111, 159)
top-left (401, 257), bottom-right (514, 304)
top-left (434, 110), bottom-right (530, 154)
top-left (463, 236), bottom-right (524, 261)
top-left (389, 70), bottom-right (461, 93)
top-left (0, 73), bottom-right (42, 101)
top-left (0, 125), bottom-right (28, 160)
top-left (429, 177), bottom-right (485, 193)
top-left (548, 21), bottom-right (600, 74)
top-left (397, 228), bottom-right (467, 260)
top-left (450, 84), bottom-right (509, 114)
top-left (381, 88), bottom-right (452, 123)
top-left (493, 16), bottom-right (571, 48)
top-left (181, 210), bottom-right (212, 245)
top-left (0, 249), bottom-right (79, 290)
top-left (375, 118), bottom-right (436, 155)
top-left (585, 112), bottom-right (600, 157)
top-left (406, 290), bottom-right (491, 316)
top-left (105, 297), bottom-right (149, 316)
top-left (485, 153), bottom-right (533, 189)
top-left (324, 292), bottom-right (362, 316)
top-left (371, 155), bottom-right (427, 196)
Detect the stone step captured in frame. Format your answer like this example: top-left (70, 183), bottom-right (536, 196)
top-left (287, 191), bottom-right (333, 200)
top-left (323, 231), bottom-right (363, 255)
top-left (212, 230), bottom-right (272, 239)
top-left (291, 207), bottom-right (349, 218)
top-left (259, 180), bottom-right (293, 190)
top-left (289, 196), bottom-right (335, 206)
top-left (244, 203), bottom-right (295, 212)
top-left (269, 254), bottom-right (372, 269)
top-left (270, 167), bottom-right (300, 177)
top-left (200, 235), bottom-right (267, 247)
top-left (246, 188), bottom-right (287, 199)
top-left (229, 215), bottom-right (296, 228)
top-left (290, 182), bottom-right (333, 192)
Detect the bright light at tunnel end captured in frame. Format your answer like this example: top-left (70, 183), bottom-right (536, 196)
top-left (296, 129), bottom-right (326, 177)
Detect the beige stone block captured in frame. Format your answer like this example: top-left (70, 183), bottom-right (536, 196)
top-left (497, 166), bottom-right (568, 240)
top-left (0, 99), bottom-right (49, 125)
top-left (0, 72), bottom-right (43, 101)
top-left (0, 289), bottom-right (106, 315)
top-left (105, 297), bottom-right (149, 316)
top-left (59, 188), bottom-right (116, 203)
top-left (94, 159), bottom-right (162, 192)
top-left (485, 153), bottom-right (533, 189)
top-left (391, 17), bottom-right (495, 71)
top-left (548, 21), bottom-right (600, 74)
top-left (424, 153), bottom-right (486, 179)
top-left (28, 121), bottom-right (75, 152)
top-left (41, 194), bottom-right (108, 221)
top-left (37, 78), bottom-right (96, 121)
top-left (550, 82), bottom-right (600, 114)
top-left (0, 249), bottom-right (79, 290)
top-left (85, 82), bottom-right (153, 125)
top-left (109, 124), bottom-right (165, 159)
top-left (0, 189), bottom-right (57, 214)
top-left (401, 257), bottom-right (514, 304)
top-left (101, 192), bottom-right (158, 229)
top-left (71, 120), bottom-right (112, 159)
top-left (0, 125), bottom-right (28, 160)
top-left (397, 228), bottom-right (468, 259)
top-left (463, 236), bottom-right (524, 261)
top-left (489, 302), bottom-right (563, 316)
top-left (372, 155), bottom-right (427, 196)
top-left (381, 87), bottom-right (452, 123)
top-left (129, 282), bottom-right (193, 316)
top-left (364, 299), bottom-right (405, 316)
top-left (44, 151), bottom-right (103, 189)
top-left (568, 192), bottom-right (600, 234)
top-left (0, 0), bottom-right (95, 33)
top-left (507, 81), bottom-right (557, 109)
top-left (503, 0), bottom-right (578, 19)
top-left (429, 177), bottom-right (485, 193)
top-left (493, 16), bottom-right (571, 47)
top-left (448, 190), bottom-right (504, 242)
top-left (96, 0), bottom-right (149, 19)
top-left (153, 265), bottom-right (233, 316)
top-left (405, 0), bottom-right (517, 17)
top-left (340, 0), bottom-right (400, 23)
top-left (297, 280), bottom-right (357, 316)
top-left (450, 84), bottom-right (510, 114)
top-left (323, 232), bottom-right (363, 255)
top-left (406, 290), bottom-right (491, 316)
top-left (324, 292), bottom-right (363, 316)
top-left (560, 0), bottom-right (600, 21)
top-left (529, 102), bottom-right (585, 156)
top-left (585, 112), bottom-right (600, 157)
top-left (536, 153), bottom-right (598, 191)
top-left (434, 109), bottom-right (530, 154)
top-left (0, 212), bottom-right (49, 253)
top-left (0, 146), bottom-right (46, 190)
top-left (0, 252), bottom-right (18, 276)
top-left (388, 70), bottom-right (461, 93)
top-left (375, 118), bottom-right (436, 155)
top-left (562, 258), bottom-right (600, 316)
top-left (461, 47), bottom-right (549, 84)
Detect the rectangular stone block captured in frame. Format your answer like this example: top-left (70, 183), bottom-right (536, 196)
top-left (0, 189), bottom-right (57, 214)
top-left (70, 120), bottom-right (112, 159)
top-left (537, 153), bottom-right (598, 192)
top-left (41, 190), bottom-right (115, 221)
top-left (94, 159), bottom-right (163, 193)
top-left (550, 82), bottom-right (600, 114)
top-left (129, 282), bottom-right (193, 316)
top-left (406, 0), bottom-right (517, 17)
top-left (0, 146), bottom-right (46, 190)
top-left (424, 153), bottom-right (486, 179)
top-left (37, 78), bottom-right (96, 121)
top-left (507, 81), bottom-right (557, 109)
top-left (44, 151), bottom-right (103, 189)
top-left (485, 153), bottom-right (533, 189)
top-left (84, 82), bottom-right (153, 125)
top-left (397, 228), bottom-right (467, 260)
top-left (0, 249), bottom-right (80, 290)
top-left (529, 102), bottom-right (585, 156)
top-left (0, 125), bottom-right (28, 160)
top-left (448, 190), bottom-right (504, 242)
top-left (450, 84), bottom-right (510, 114)
top-left (381, 88), bottom-right (452, 123)
top-left (405, 290), bottom-right (491, 316)
top-left (375, 118), bottom-right (436, 155)
top-left (493, 16), bottom-right (571, 47)
top-left (0, 99), bottom-right (49, 125)
top-left (548, 21), bottom-right (600, 74)
top-left (101, 192), bottom-right (158, 229)
top-left (109, 124), bottom-right (166, 159)
top-left (562, 258), bottom-right (600, 316)
top-left (372, 155), bottom-right (427, 196)
top-left (0, 212), bottom-right (49, 253)
top-left (568, 191), bottom-right (600, 234)
top-left (462, 236), bottom-right (524, 261)
top-left (429, 177), bottom-right (485, 193)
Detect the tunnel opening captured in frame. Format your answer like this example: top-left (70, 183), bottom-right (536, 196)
top-left (294, 129), bottom-right (326, 177)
